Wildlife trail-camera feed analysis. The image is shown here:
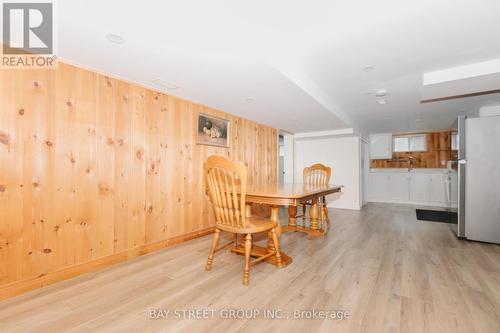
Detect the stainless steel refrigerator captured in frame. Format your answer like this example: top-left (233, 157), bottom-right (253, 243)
top-left (452, 115), bottom-right (500, 244)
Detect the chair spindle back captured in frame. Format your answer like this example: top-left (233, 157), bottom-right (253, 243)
top-left (205, 155), bottom-right (247, 229)
top-left (303, 163), bottom-right (331, 186)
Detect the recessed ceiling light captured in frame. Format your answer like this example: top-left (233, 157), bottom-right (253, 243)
top-left (152, 79), bottom-right (179, 89)
top-left (105, 34), bottom-right (125, 44)
top-left (375, 89), bottom-right (387, 97)
top-left (376, 99), bottom-right (387, 105)
top-left (415, 118), bottom-right (422, 122)
top-left (362, 65), bottom-right (374, 72)
top-left (245, 97), bottom-right (254, 102)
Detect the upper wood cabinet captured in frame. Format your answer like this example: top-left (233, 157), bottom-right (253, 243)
top-left (369, 133), bottom-right (392, 159)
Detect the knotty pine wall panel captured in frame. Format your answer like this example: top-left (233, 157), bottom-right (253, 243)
top-left (0, 62), bottom-right (278, 296)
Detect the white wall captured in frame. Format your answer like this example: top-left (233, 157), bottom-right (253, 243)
top-left (294, 135), bottom-right (362, 210)
top-left (283, 134), bottom-right (295, 183)
top-left (361, 138), bottom-right (369, 207)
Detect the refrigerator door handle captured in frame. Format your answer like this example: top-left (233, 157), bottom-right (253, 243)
top-left (445, 174), bottom-right (451, 207)
top-left (457, 161), bottom-right (466, 238)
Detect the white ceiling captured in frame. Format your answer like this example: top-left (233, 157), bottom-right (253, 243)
top-left (58, 0), bottom-right (500, 134)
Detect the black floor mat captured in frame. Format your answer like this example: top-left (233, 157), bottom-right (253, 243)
top-left (416, 209), bottom-right (457, 224)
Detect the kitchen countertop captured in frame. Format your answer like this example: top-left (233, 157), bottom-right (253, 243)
top-left (370, 168), bottom-right (456, 173)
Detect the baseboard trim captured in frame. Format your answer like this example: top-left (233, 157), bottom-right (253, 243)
top-left (0, 227), bottom-right (215, 301)
top-left (367, 198), bottom-right (458, 208)
top-left (326, 203), bottom-right (361, 211)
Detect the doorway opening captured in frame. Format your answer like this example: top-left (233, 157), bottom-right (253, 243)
top-left (279, 134), bottom-right (285, 183)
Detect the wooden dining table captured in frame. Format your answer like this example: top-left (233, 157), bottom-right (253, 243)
top-left (230, 183), bottom-right (343, 267)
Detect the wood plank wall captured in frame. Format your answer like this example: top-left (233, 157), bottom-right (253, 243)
top-left (0, 62), bottom-right (278, 299)
top-left (371, 131), bottom-right (458, 168)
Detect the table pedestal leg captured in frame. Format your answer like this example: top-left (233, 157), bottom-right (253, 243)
top-left (283, 205), bottom-right (299, 233)
top-left (283, 199), bottom-right (325, 237)
top-left (308, 198), bottom-right (326, 236)
top-left (267, 206), bottom-right (280, 254)
top-left (321, 196), bottom-right (331, 232)
top-left (310, 198), bottom-right (319, 230)
top-left (288, 205), bottom-right (297, 227)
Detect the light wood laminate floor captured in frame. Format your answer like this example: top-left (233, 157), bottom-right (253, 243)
top-left (1, 203), bottom-right (499, 333)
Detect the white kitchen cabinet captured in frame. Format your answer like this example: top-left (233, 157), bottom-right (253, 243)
top-left (369, 172), bottom-right (390, 200)
top-left (451, 132), bottom-right (459, 151)
top-left (388, 173), bottom-right (410, 201)
top-left (409, 173), bottom-right (430, 202)
top-left (442, 171), bottom-right (458, 207)
top-left (369, 134), bottom-right (392, 159)
top-left (369, 172), bottom-right (409, 201)
top-left (429, 174), bottom-right (447, 203)
top-left (449, 172), bottom-right (458, 207)
top-left (369, 169), bottom-right (450, 207)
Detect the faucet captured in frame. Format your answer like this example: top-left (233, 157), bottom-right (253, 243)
top-left (407, 156), bottom-right (414, 172)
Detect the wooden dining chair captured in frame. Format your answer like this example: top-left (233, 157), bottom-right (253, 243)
top-left (204, 155), bottom-right (282, 285)
top-left (301, 163), bottom-right (332, 231)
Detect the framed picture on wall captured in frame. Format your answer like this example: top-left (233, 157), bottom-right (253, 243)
top-left (197, 113), bottom-right (230, 148)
